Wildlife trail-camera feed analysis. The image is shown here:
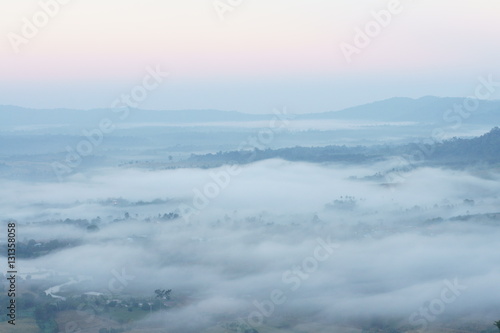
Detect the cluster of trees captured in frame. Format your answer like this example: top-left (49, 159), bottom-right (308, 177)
top-left (154, 289), bottom-right (172, 300)
top-left (182, 127), bottom-right (500, 169)
top-left (188, 145), bottom-right (379, 166)
top-left (325, 196), bottom-right (359, 210)
top-left (0, 288), bottom-right (174, 332)
top-left (0, 238), bottom-right (79, 259)
top-left (408, 127), bottom-right (500, 165)
top-left (99, 197), bottom-right (169, 207)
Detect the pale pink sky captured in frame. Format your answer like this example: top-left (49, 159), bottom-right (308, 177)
top-left (0, 0), bottom-right (499, 113)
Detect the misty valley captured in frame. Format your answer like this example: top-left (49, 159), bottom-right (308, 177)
top-left (1, 98), bottom-right (500, 333)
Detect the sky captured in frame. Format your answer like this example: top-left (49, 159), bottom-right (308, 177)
top-left (0, 0), bottom-right (499, 113)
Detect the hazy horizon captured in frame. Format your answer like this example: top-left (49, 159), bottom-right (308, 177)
top-left (2, 0), bottom-right (500, 113)
top-left (2, 95), bottom-right (500, 115)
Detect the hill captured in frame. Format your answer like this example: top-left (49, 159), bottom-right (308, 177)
top-left (1, 97), bottom-right (499, 131)
top-left (298, 96), bottom-right (500, 123)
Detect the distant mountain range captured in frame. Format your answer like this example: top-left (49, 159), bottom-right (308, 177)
top-left (1, 96), bottom-right (499, 129)
top-left (300, 96), bottom-right (500, 123)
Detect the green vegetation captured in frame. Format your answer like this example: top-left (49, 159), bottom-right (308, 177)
top-left (176, 127), bottom-right (500, 169)
top-left (0, 285), bottom-right (175, 333)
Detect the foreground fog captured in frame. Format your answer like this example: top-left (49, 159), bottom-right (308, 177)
top-left (1, 159), bottom-right (500, 332)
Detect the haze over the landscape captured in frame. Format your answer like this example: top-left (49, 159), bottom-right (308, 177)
top-left (1, 1), bottom-right (500, 333)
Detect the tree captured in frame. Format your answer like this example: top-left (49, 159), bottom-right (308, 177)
top-left (87, 224), bottom-right (99, 232)
top-left (494, 320), bottom-right (500, 331)
top-left (154, 289), bottom-right (172, 300)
